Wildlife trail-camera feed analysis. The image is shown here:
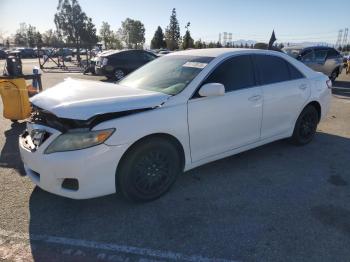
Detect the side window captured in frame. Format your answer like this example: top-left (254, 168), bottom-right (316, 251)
top-left (301, 50), bottom-right (314, 62)
top-left (204, 55), bottom-right (255, 92)
top-left (288, 63), bottom-right (304, 80)
top-left (314, 49), bottom-right (328, 62)
top-left (113, 52), bottom-right (128, 61)
top-left (254, 55), bottom-right (290, 85)
top-left (327, 49), bottom-right (340, 59)
top-left (126, 51), bottom-right (138, 61)
top-left (142, 52), bottom-right (156, 62)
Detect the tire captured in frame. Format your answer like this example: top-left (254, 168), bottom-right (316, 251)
top-left (330, 69), bottom-right (338, 82)
top-left (114, 69), bottom-right (125, 80)
top-left (117, 137), bottom-right (182, 202)
top-left (291, 105), bottom-right (319, 145)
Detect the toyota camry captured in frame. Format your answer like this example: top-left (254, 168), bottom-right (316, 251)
top-left (19, 48), bottom-right (332, 202)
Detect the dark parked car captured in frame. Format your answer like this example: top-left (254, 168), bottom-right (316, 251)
top-left (0, 50), bottom-right (7, 59)
top-left (283, 46), bottom-right (343, 81)
top-left (95, 49), bottom-right (157, 79)
top-left (16, 48), bottom-right (36, 58)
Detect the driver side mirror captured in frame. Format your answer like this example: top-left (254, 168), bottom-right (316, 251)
top-left (198, 83), bottom-right (225, 97)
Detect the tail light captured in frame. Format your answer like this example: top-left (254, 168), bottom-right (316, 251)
top-left (326, 79), bottom-right (332, 89)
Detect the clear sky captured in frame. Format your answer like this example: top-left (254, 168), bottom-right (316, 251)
top-left (0, 0), bottom-right (349, 45)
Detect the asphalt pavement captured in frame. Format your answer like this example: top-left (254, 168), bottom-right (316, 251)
top-left (0, 59), bottom-right (349, 262)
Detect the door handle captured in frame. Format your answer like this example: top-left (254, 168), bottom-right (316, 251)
top-left (248, 95), bottom-right (262, 101)
top-left (299, 84), bottom-right (307, 90)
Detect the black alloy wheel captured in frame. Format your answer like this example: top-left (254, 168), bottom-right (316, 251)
top-left (291, 105), bottom-right (319, 145)
top-left (117, 137), bottom-right (181, 202)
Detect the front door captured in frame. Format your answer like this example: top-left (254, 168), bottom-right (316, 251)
top-left (188, 55), bottom-right (263, 162)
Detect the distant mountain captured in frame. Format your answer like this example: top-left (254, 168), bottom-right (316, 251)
top-left (283, 41), bottom-right (334, 47)
top-left (232, 40), bottom-right (257, 46)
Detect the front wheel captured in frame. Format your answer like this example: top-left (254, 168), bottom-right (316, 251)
top-left (291, 105), bottom-right (319, 145)
top-left (117, 138), bottom-right (182, 202)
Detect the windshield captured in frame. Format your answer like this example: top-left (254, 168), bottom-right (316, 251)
top-left (119, 55), bottom-right (214, 95)
top-left (283, 48), bottom-right (302, 58)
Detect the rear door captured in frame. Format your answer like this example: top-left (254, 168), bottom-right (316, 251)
top-left (253, 54), bottom-right (311, 139)
top-left (111, 51), bottom-right (135, 74)
top-left (311, 49), bottom-right (329, 74)
top-left (324, 48), bottom-right (343, 76)
top-left (300, 49), bottom-right (317, 70)
top-left (188, 55), bottom-right (263, 162)
top-left (129, 50), bottom-right (152, 70)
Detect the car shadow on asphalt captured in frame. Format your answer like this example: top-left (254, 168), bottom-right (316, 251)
top-left (0, 121), bottom-right (26, 175)
top-left (27, 132), bottom-right (350, 261)
top-left (333, 80), bottom-right (350, 97)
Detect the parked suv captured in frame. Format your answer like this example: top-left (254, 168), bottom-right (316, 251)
top-left (283, 46), bottom-right (343, 81)
top-left (95, 49), bottom-right (157, 80)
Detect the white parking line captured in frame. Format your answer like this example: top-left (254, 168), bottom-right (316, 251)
top-left (0, 229), bottom-right (238, 262)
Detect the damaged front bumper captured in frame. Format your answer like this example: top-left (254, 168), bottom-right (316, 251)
top-left (19, 122), bottom-right (130, 199)
top-left (19, 107), bottom-right (136, 199)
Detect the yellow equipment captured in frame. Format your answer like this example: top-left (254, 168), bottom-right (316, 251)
top-left (0, 78), bottom-right (32, 121)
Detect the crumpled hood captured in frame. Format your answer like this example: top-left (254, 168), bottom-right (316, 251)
top-left (30, 78), bottom-right (170, 120)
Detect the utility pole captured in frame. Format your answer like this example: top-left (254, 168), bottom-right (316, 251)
top-left (342, 28), bottom-right (348, 49)
top-left (336, 29), bottom-right (343, 48)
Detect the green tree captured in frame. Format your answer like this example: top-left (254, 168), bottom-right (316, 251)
top-left (14, 23), bottom-right (28, 46)
top-left (194, 39), bottom-right (203, 49)
top-left (254, 42), bottom-right (268, 49)
top-left (54, 0), bottom-right (97, 55)
top-left (42, 29), bottom-right (64, 47)
top-left (208, 42), bottom-right (216, 48)
top-left (35, 32), bottom-right (43, 47)
top-left (119, 18), bottom-right (145, 49)
top-left (151, 26), bottom-right (166, 49)
top-left (109, 32), bottom-right (123, 49)
top-left (27, 25), bottom-right (37, 47)
top-left (5, 39), bottom-right (10, 49)
top-left (99, 21), bottom-right (113, 49)
top-left (165, 8), bottom-right (180, 50)
top-left (182, 22), bottom-right (194, 50)
top-left (80, 17), bottom-right (98, 49)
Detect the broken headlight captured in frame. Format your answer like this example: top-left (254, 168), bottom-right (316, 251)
top-left (44, 129), bottom-right (115, 154)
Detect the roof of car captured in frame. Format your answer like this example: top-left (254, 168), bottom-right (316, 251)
top-left (284, 46), bottom-right (335, 51)
top-left (169, 48), bottom-right (284, 58)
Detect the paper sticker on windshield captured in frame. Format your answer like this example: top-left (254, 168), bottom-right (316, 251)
top-left (183, 62), bottom-right (208, 69)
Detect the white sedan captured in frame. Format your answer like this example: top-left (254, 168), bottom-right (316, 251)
top-left (19, 48), bottom-right (332, 201)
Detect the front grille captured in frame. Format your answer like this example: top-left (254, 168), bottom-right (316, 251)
top-left (30, 106), bottom-right (90, 132)
top-left (21, 130), bottom-right (51, 151)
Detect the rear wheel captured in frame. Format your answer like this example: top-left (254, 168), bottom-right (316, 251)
top-left (330, 69), bottom-right (338, 82)
top-left (114, 69), bottom-right (125, 80)
top-left (291, 105), bottom-right (319, 145)
top-left (117, 138), bottom-right (181, 202)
